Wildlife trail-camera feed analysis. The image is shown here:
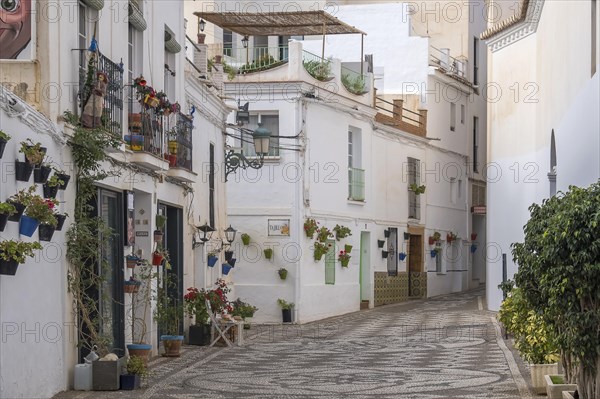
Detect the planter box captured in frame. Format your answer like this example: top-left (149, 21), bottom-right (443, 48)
top-left (92, 357), bottom-right (125, 391)
top-left (545, 375), bottom-right (578, 399)
top-left (282, 309), bottom-right (292, 323)
top-left (530, 363), bottom-right (558, 394)
top-left (562, 391), bottom-right (576, 399)
top-left (189, 324), bottom-right (211, 346)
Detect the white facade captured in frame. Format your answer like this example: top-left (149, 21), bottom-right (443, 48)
top-left (483, 0), bottom-right (600, 310)
top-left (0, 1), bottom-right (230, 397)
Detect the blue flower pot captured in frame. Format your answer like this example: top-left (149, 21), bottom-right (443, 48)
top-left (207, 255), bottom-right (218, 267)
top-left (470, 244), bottom-right (477, 253)
top-left (430, 249), bottom-right (437, 258)
top-left (222, 263), bottom-right (232, 275)
top-left (399, 252), bottom-right (407, 261)
top-left (19, 215), bottom-right (40, 237)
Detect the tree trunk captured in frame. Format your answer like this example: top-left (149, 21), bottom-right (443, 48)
top-left (576, 359), bottom-right (599, 399)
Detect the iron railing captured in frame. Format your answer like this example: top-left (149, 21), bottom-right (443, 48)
top-left (375, 97), bottom-right (423, 129)
top-left (302, 50), bottom-right (333, 81)
top-left (239, 46), bottom-right (289, 74)
top-left (348, 167), bottom-right (365, 202)
top-left (429, 45), bottom-right (467, 79)
top-left (172, 113), bottom-right (193, 171)
top-left (127, 109), bottom-right (164, 156)
top-left (341, 65), bottom-right (370, 95)
top-left (78, 51), bottom-right (124, 136)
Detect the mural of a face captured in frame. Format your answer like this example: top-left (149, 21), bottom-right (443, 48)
top-left (0, 0), bottom-right (31, 59)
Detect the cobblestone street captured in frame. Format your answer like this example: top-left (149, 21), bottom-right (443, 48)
top-left (55, 289), bottom-right (531, 399)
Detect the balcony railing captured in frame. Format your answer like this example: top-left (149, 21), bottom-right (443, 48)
top-left (302, 50), bottom-right (334, 82)
top-left (127, 109), bottom-right (164, 156)
top-left (167, 113), bottom-right (193, 171)
top-left (429, 45), bottom-right (467, 80)
top-left (341, 65), bottom-right (370, 95)
top-left (78, 51), bottom-right (124, 136)
top-left (348, 167), bottom-right (365, 202)
top-left (207, 44), bottom-right (289, 74)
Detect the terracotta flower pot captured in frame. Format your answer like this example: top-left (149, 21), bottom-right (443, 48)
top-left (152, 252), bottom-right (164, 266)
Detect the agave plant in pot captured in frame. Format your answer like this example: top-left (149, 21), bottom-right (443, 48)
top-left (0, 240), bottom-right (43, 275)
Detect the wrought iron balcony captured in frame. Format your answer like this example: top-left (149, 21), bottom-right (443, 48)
top-left (166, 113), bottom-right (193, 172)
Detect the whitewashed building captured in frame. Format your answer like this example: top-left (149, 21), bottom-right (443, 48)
top-left (0, 1), bottom-right (230, 397)
top-left (482, 0), bottom-right (600, 310)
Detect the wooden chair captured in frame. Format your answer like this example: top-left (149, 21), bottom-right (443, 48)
top-left (205, 299), bottom-right (244, 347)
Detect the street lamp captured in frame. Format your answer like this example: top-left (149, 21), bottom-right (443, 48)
top-left (224, 123), bottom-right (272, 181)
top-left (224, 225), bottom-right (237, 244)
top-left (192, 221), bottom-right (215, 249)
top-left (198, 18), bottom-right (206, 33)
top-left (242, 35), bottom-right (249, 65)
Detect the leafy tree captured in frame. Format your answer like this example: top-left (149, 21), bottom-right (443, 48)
top-left (512, 182), bottom-right (600, 399)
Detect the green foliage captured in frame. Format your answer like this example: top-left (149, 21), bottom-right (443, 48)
top-left (154, 273), bottom-right (183, 336)
top-left (155, 214), bottom-right (167, 229)
top-left (0, 202), bottom-right (17, 216)
top-left (432, 231), bottom-right (441, 242)
top-left (278, 268), bottom-right (288, 280)
top-left (313, 241), bottom-right (331, 260)
top-left (303, 59), bottom-right (332, 81)
top-left (46, 174), bottom-right (64, 188)
top-left (184, 287), bottom-right (210, 325)
top-left (19, 139), bottom-right (45, 164)
top-left (241, 233), bottom-right (251, 245)
top-left (25, 196), bottom-right (58, 226)
top-left (512, 182), bottom-right (600, 398)
top-left (304, 218), bottom-right (318, 239)
top-left (239, 54), bottom-right (284, 74)
top-left (341, 73), bottom-right (367, 95)
top-left (498, 287), bottom-right (559, 364)
top-left (317, 226), bottom-right (333, 243)
top-left (333, 224), bottom-right (352, 240)
top-left (230, 298), bottom-right (258, 319)
top-left (126, 355), bottom-right (148, 377)
top-left (9, 186), bottom-right (36, 205)
top-left (0, 240), bottom-right (42, 263)
top-left (0, 130), bottom-right (11, 141)
top-left (220, 60), bottom-right (238, 81)
top-left (277, 299), bottom-right (294, 310)
top-left (409, 184), bottom-right (426, 195)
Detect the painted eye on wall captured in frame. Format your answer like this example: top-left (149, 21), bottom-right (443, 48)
top-left (1, 0), bottom-right (20, 13)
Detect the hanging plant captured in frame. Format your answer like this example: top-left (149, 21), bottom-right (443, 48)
top-left (19, 139), bottom-right (46, 166)
top-left (303, 218), bottom-right (318, 239)
top-left (264, 248), bottom-right (273, 260)
top-left (241, 233), bottom-right (251, 246)
top-left (333, 224), bottom-right (352, 240)
top-left (338, 250), bottom-right (351, 267)
top-left (0, 202), bottom-right (17, 232)
top-left (399, 252), bottom-right (407, 261)
top-left (316, 227), bottom-right (333, 243)
top-left (409, 183), bottom-right (426, 195)
top-left (313, 242), bottom-right (331, 261)
top-left (278, 268), bottom-right (288, 280)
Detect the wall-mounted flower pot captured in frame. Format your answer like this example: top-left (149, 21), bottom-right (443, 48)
top-left (57, 174), bottom-right (70, 190)
top-left (340, 259), bottom-right (350, 267)
top-left (124, 283), bottom-right (140, 294)
top-left (152, 252), bottom-right (164, 266)
top-left (7, 201), bottom-right (25, 222)
top-left (0, 213), bottom-right (9, 232)
top-left (344, 244), bottom-right (353, 253)
top-left (25, 145), bottom-right (47, 166)
top-left (0, 138), bottom-right (7, 159)
top-left (471, 233), bottom-right (477, 241)
top-left (15, 160), bottom-right (33, 182)
top-left (282, 309), bottom-right (292, 323)
top-left (314, 252), bottom-right (324, 261)
top-left (33, 165), bottom-right (52, 184)
top-left (399, 252), bottom-right (407, 261)
top-left (224, 250), bottom-right (234, 261)
top-left (38, 224), bottom-right (56, 242)
top-left (207, 255), bottom-right (218, 267)
top-left (119, 374), bottom-right (140, 390)
top-left (154, 230), bottom-right (164, 243)
top-left (43, 184), bottom-right (59, 199)
top-left (430, 249), bottom-right (438, 258)
top-left (55, 214), bottom-right (67, 231)
top-left (126, 255), bottom-right (140, 269)
top-left (228, 258), bottom-right (236, 267)
top-left (19, 215), bottom-right (39, 237)
top-left (470, 244), bottom-right (477, 253)
top-left (381, 250), bottom-right (389, 259)
top-left (278, 269), bottom-right (288, 280)
top-left (264, 248), bottom-right (273, 260)
top-left (428, 237), bottom-right (436, 245)
top-left (384, 229), bottom-right (390, 238)
top-left (377, 240), bottom-right (385, 248)
top-left (0, 258), bottom-right (19, 276)
top-left (241, 234), bottom-right (251, 245)
top-left (222, 263), bottom-right (232, 275)
top-left (403, 232), bottom-right (410, 240)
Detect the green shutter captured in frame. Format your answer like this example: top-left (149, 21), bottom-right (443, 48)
top-left (325, 240), bottom-right (335, 285)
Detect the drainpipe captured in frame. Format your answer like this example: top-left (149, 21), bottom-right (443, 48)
top-left (293, 97), bottom-right (304, 323)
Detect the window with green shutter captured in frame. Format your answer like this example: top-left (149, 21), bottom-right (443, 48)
top-left (325, 240), bottom-right (336, 285)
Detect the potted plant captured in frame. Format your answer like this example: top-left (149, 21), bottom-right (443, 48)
top-left (404, 232), bottom-right (411, 240)
top-left (278, 267), bottom-right (288, 280)
top-left (338, 250), bottom-right (351, 267)
top-left (303, 218), bottom-right (318, 239)
top-left (154, 214), bottom-right (166, 243)
top-left (447, 232), bottom-right (458, 243)
top-left (14, 159), bottom-right (34, 182)
top-left (430, 249), bottom-right (438, 258)
top-left (409, 183), bottom-right (426, 195)
top-left (0, 130), bottom-right (10, 159)
top-left (224, 250), bottom-right (234, 261)
top-left (277, 299), bottom-right (294, 323)
top-left (377, 239), bottom-right (385, 248)
top-left (333, 224), bottom-right (352, 240)
top-left (241, 233), bottom-right (251, 245)
top-left (429, 231), bottom-right (441, 245)
top-left (471, 233), bottom-right (477, 241)
top-left (126, 254), bottom-right (141, 269)
top-left (184, 287), bottom-right (212, 346)
top-left (316, 226), bottom-right (333, 242)
top-left (399, 252), bottom-right (407, 261)
top-left (7, 186), bottom-right (35, 222)
top-left (264, 248), bottom-right (273, 260)
top-left (231, 298), bottom-right (257, 329)
top-left (120, 355), bottom-right (147, 390)
top-left (124, 276), bottom-right (141, 294)
top-left (344, 244), bottom-right (353, 253)
top-left (384, 229), bottom-right (390, 238)
top-left (382, 250), bottom-right (389, 259)
top-left (21, 196), bottom-right (57, 237)
top-left (20, 140), bottom-right (46, 166)
top-left (154, 273), bottom-right (184, 357)
top-left (55, 212), bottom-right (68, 231)
top-left (33, 162), bottom-right (52, 184)
top-left (38, 199), bottom-right (59, 242)
top-left (127, 261), bottom-right (154, 365)
top-left (222, 263), bottom-right (233, 275)
top-left (544, 375), bottom-right (578, 399)
top-left (43, 174), bottom-right (64, 199)
top-left (152, 249), bottom-right (164, 266)
top-left (0, 240), bottom-right (43, 275)
top-left (207, 251), bottom-right (218, 267)
top-left (52, 168), bottom-right (71, 190)
top-left (0, 202), bottom-right (17, 232)
top-left (313, 241), bottom-right (331, 261)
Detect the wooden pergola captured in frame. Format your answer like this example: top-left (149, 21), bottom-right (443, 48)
top-left (193, 10), bottom-right (367, 73)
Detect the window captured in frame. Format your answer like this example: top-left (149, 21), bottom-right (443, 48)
top-left (348, 127), bottom-right (364, 201)
top-left (209, 143), bottom-right (215, 228)
top-left (325, 240), bottom-right (336, 284)
top-left (473, 37), bottom-right (479, 85)
top-left (78, 2), bottom-right (98, 70)
top-left (473, 116), bottom-right (479, 173)
top-left (128, 25), bottom-right (142, 113)
top-left (223, 29), bottom-right (233, 57)
top-left (593, 0), bottom-right (597, 76)
top-left (460, 104), bottom-right (465, 124)
top-left (242, 114), bottom-right (280, 157)
top-left (436, 247), bottom-right (443, 273)
top-left (450, 102), bottom-right (456, 131)
top-left (408, 157), bottom-right (421, 219)
top-left (164, 50), bottom-right (176, 99)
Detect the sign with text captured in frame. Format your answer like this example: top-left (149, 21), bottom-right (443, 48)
top-left (268, 219), bottom-right (290, 236)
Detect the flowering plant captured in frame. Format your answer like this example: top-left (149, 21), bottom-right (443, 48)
top-left (313, 241), bottom-right (331, 261)
top-left (333, 224), bottom-right (352, 240)
top-left (316, 226), bottom-right (333, 243)
top-left (25, 196), bottom-right (58, 226)
top-left (338, 250), bottom-right (351, 267)
top-left (304, 218), bottom-right (318, 238)
top-left (184, 279), bottom-right (232, 323)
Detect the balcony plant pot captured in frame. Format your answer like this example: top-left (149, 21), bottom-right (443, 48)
top-left (377, 240), bottom-right (385, 248)
top-left (7, 201), bottom-right (25, 222)
top-left (15, 160), bottom-right (34, 182)
top-left (399, 252), bottom-right (407, 261)
top-left (129, 135), bottom-right (144, 151)
top-left (119, 374), bottom-right (140, 390)
top-left (344, 244), bottom-right (353, 253)
top-left (128, 114), bottom-right (142, 134)
top-left (188, 324), bottom-right (211, 346)
top-left (207, 255), bottom-right (218, 267)
top-left (92, 357), bottom-right (125, 391)
top-left (224, 250), bottom-right (234, 261)
top-left (19, 215), bottom-right (39, 237)
top-left (544, 375), bottom-right (578, 399)
top-left (33, 165), bottom-right (52, 184)
top-left (153, 230), bottom-right (163, 244)
top-left (264, 248), bottom-right (273, 260)
top-left (57, 173), bottom-right (71, 190)
top-left (0, 213), bottom-right (9, 232)
top-left (161, 335), bottom-right (184, 357)
top-left (126, 344), bottom-right (152, 367)
top-left (152, 251), bottom-right (164, 266)
top-left (168, 140), bottom-right (178, 155)
top-left (168, 154), bottom-right (177, 167)
top-left (0, 258), bottom-right (19, 276)
top-left (529, 363), bottom-right (558, 394)
top-left (282, 309), bottom-right (292, 323)
top-left (126, 255), bottom-right (140, 269)
top-left (43, 183), bottom-right (59, 199)
top-left (38, 223), bottom-right (56, 242)
top-left (381, 250), bottom-right (389, 259)
top-left (0, 137), bottom-right (6, 159)
top-left (222, 263), bottom-right (232, 275)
